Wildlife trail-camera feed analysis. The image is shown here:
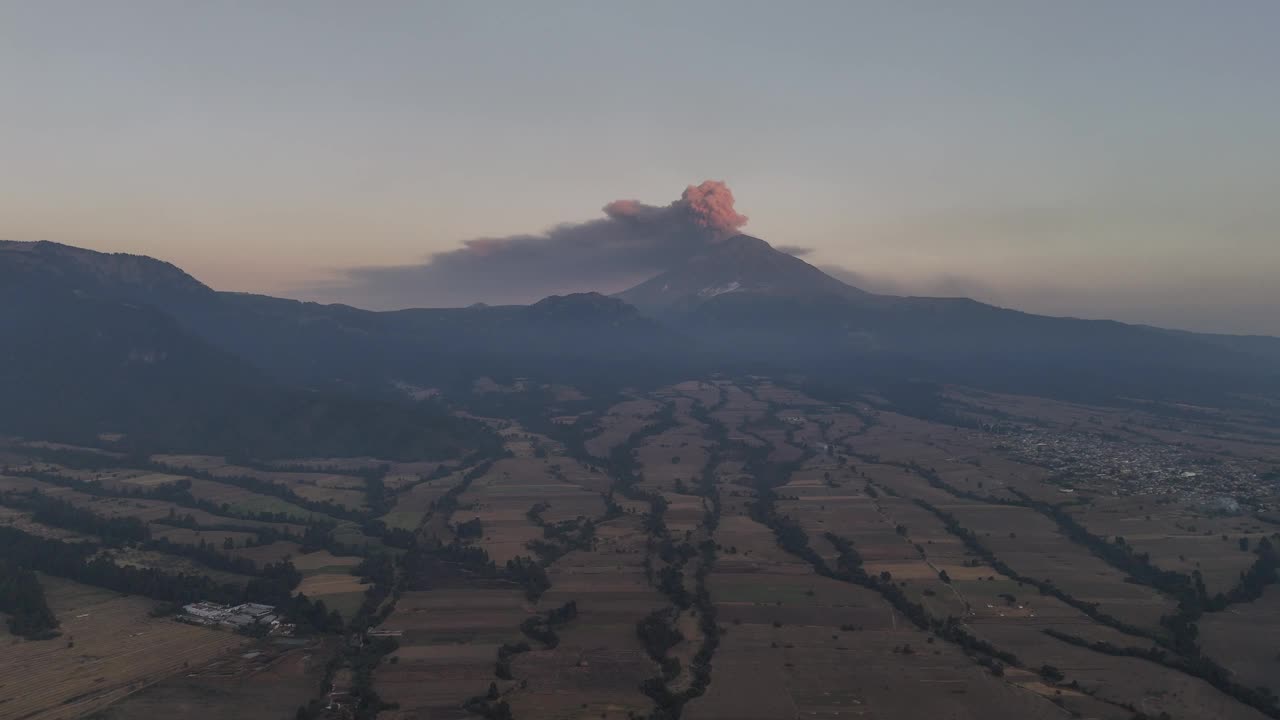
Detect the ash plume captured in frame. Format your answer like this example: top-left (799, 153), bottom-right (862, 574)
top-left (678, 180), bottom-right (748, 237)
top-left (775, 245), bottom-right (814, 257)
top-left (311, 180), bottom-right (748, 309)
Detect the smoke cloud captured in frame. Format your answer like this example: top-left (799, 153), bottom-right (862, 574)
top-left (677, 180), bottom-right (749, 237)
top-left (310, 181), bottom-right (748, 309)
top-left (775, 245), bottom-right (814, 257)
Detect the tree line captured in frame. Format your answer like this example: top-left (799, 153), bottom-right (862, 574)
top-left (0, 559), bottom-right (60, 639)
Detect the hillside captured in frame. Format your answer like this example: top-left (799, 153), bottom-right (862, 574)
top-left (0, 278), bottom-right (495, 461)
top-left (5, 238), bottom-right (1279, 422)
top-left (616, 234), bottom-right (869, 311)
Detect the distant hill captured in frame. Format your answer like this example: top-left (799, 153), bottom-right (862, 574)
top-left (2, 240), bottom-right (688, 386)
top-left (615, 233), bottom-right (1280, 402)
top-left (616, 234), bottom-right (868, 311)
top-left (0, 239), bottom-right (213, 303)
top-left (4, 238), bottom-right (1278, 436)
top-left (0, 245), bottom-right (498, 460)
top-left (181, 290), bottom-right (688, 392)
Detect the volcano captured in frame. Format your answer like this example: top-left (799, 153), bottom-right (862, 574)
top-left (615, 234), bottom-right (869, 312)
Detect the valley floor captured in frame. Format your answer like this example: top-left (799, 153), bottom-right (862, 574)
top-left (3, 376), bottom-right (1279, 720)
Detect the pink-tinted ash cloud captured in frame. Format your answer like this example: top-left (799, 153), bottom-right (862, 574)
top-left (678, 180), bottom-right (748, 238)
top-left (315, 180), bottom-right (749, 308)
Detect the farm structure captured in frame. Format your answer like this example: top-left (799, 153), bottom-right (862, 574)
top-left (182, 601), bottom-right (280, 629)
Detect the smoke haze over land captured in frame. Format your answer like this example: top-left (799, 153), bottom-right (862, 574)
top-left (315, 181), bottom-right (749, 308)
top-left (3, 4), bottom-right (1279, 334)
top-left (307, 179), bottom-right (1280, 337)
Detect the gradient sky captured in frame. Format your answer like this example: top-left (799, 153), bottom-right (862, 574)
top-left (3, 1), bottom-right (1278, 334)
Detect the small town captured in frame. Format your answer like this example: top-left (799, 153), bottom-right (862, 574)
top-left (991, 426), bottom-right (1273, 506)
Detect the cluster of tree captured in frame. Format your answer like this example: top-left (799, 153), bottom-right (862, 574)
top-left (1156, 535), bottom-right (1280, 661)
top-left (1012, 489), bottom-right (1199, 606)
top-left (282, 592), bottom-right (346, 634)
top-left (752, 485), bottom-right (827, 574)
top-left (455, 517), bottom-right (484, 540)
top-left (339, 633), bottom-right (401, 719)
top-left (894, 464), bottom-right (1180, 623)
top-left (655, 564), bottom-right (690, 609)
top-left (494, 640), bottom-right (531, 680)
top-left (913, 463), bottom-right (1264, 655)
top-left (907, 490), bottom-right (1280, 717)
top-left (4, 482), bottom-right (331, 567)
top-left (363, 468), bottom-right (392, 519)
top-left (822, 531), bottom-right (1020, 668)
top-left (399, 539), bottom-right (496, 592)
top-left (159, 502), bottom-right (305, 531)
top-left (504, 556), bottom-right (550, 601)
top-left (1209, 536), bottom-right (1279, 610)
top-left (161, 462), bottom-right (364, 523)
top-left (1043, 628), bottom-right (1280, 717)
top-left (0, 525), bottom-right (336, 634)
top-left (591, 400), bottom-right (724, 715)
top-left (401, 533), bottom-right (549, 605)
top-left (518, 600), bottom-right (578, 649)
top-left (601, 405), bottom-right (678, 506)
top-left (294, 560), bottom-right (433, 718)
top-left (365, 524), bottom-right (416, 550)
top-left (541, 514), bottom-right (595, 547)
top-left (429, 461), bottom-right (492, 519)
top-left (354, 552), bottom-right (396, 589)
top-left (1, 490), bottom-right (150, 545)
top-left (0, 559), bottom-right (59, 639)
top-left (227, 458), bottom-right (388, 481)
top-left (143, 537), bottom-right (301, 587)
top-left (636, 577), bottom-right (721, 715)
top-left (992, 487), bottom-right (1276, 664)
top-left (13, 466), bottom-right (198, 506)
top-left (25, 528), bottom-right (229, 601)
top-left (653, 400), bottom-right (728, 708)
top-left (636, 608), bottom-right (684, 664)
top-left (681, 537), bottom-right (721, 703)
top-left (524, 510), bottom-right (595, 566)
top-left (345, 549), bottom-right (406, 635)
top-left (10, 453), bottom-right (362, 543)
top-left (461, 695), bottom-right (513, 720)
top-left (305, 528), bottom-right (416, 719)
top-left (911, 498), bottom-right (1153, 640)
top-left (223, 459), bottom-right (399, 524)
top-left (298, 522), bottom-right (388, 558)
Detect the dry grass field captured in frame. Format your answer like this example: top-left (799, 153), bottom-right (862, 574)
top-left (456, 455), bottom-right (604, 565)
top-left (6, 375), bottom-right (1278, 720)
top-left (584, 398), bottom-right (663, 458)
top-left (182, 478), bottom-right (320, 523)
top-left (0, 474), bottom-right (308, 536)
top-left (702, 380), bottom-right (1279, 720)
top-left (504, 514), bottom-right (667, 719)
top-left (89, 639), bottom-right (335, 720)
top-left (0, 504), bottom-right (95, 541)
top-left (1199, 584), bottom-right (1280, 698)
top-left (377, 587), bottom-right (533, 720)
top-left (689, 458), bottom-right (1081, 720)
top-left (152, 456), bottom-right (369, 511)
top-left (0, 576), bottom-right (247, 720)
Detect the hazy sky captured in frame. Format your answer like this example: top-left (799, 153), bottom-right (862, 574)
top-left (3, 2), bottom-right (1278, 334)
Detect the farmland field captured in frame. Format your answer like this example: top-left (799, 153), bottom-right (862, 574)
top-left (0, 576), bottom-right (247, 720)
top-left (89, 639), bottom-right (337, 720)
top-left (3, 374), bottom-right (1279, 720)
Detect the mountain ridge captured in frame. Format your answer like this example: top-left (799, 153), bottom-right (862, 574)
top-left (3, 238), bottom-right (1278, 420)
top-left (0, 239), bottom-right (213, 303)
top-left (615, 234), bottom-right (871, 311)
